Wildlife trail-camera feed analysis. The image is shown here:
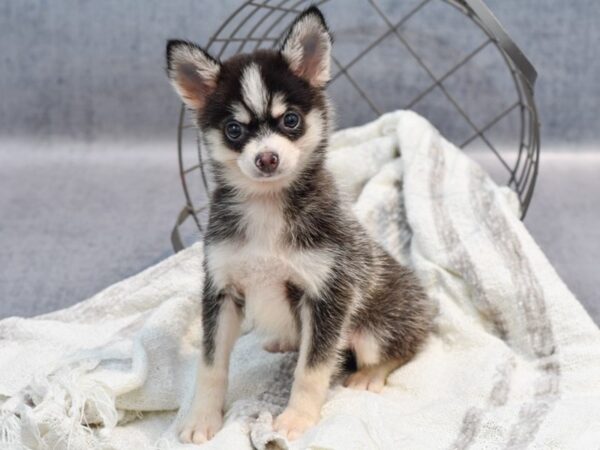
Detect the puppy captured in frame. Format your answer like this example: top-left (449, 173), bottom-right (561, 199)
top-left (166, 7), bottom-right (433, 444)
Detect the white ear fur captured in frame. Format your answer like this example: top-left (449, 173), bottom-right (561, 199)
top-left (281, 7), bottom-right (332, 88)
top-left (166, 40), bottom-right (221, 111)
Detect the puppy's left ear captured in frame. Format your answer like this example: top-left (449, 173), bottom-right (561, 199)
top-left (281, 7), bottom-right (332, 88)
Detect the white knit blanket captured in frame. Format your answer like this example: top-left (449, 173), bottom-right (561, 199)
top-left (2, 111), bottom-right (599, 450)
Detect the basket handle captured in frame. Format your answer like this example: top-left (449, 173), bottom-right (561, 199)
top-left (464, 0), bottom-right (537, 90)
top-left (171, 206), bottom-right (192, 253)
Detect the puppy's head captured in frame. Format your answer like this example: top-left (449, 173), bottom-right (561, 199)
top-left (166, 7), bottom-right (332, 194)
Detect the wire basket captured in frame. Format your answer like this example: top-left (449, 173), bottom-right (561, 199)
top-left (171, 0), bottom-right (540, 251)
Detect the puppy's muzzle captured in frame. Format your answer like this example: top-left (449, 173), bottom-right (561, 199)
top-left (255, 152), bottom-right (279, 174)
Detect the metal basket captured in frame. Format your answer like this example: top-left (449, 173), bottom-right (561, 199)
top-left (171, 0), bottom-right (540, 251)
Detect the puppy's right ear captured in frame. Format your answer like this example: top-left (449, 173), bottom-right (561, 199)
top-left (166, 40), bottom-right (221, 111)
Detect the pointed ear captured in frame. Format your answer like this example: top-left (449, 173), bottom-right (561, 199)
top-left (281, 7), bottom-right (332, 88)
top-left (166, 40), bottom-right (221, 111)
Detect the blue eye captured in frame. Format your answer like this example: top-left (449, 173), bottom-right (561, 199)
top-left (225, 121), bottom-right (244, 140)
top-left (282, 111), bottom-right (300, 129)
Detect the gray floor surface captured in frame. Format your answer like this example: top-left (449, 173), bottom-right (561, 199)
top-left (0, 141), bottom-right (598, 324)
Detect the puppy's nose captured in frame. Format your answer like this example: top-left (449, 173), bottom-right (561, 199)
top-left (254, 152), bottom-right (279, 174)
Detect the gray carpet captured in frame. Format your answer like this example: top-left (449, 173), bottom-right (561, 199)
top-left (0, 141), bottom-right (181, 318)
top-left (1, 141), bottom-right (598, 324)
top-left (523, 151), bottom-right (600, 321)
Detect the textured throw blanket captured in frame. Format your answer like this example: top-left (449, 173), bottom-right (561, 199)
top-left (1, 111), bottom-right (599, 450)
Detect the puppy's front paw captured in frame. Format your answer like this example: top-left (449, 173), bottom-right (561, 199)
top-left (274, 407), bottom-right (317, 441)
top-left (178, 407), bottom-right (223, 444)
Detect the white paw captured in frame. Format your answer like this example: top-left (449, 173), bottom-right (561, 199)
top-left (344, 367), bottom-right (387, 393)
top-left (263, 339), bottom-right (299, 353)
top-left (178, 407), bottom-right (223, 444)
top-left (274, 407), bottom-right (317, 441)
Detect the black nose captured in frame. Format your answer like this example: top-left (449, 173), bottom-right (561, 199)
top-left (254, 152), bottom-right (279, 174)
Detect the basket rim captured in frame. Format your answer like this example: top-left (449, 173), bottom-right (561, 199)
top-left (171, 0), bottom-right (541, 252)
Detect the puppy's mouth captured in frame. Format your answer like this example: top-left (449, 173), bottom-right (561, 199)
top-left (251, 170), bottom-right (287, 182)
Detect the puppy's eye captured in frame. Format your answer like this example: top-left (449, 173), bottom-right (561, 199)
top-left (282, 111), bottom-right (300, 129)
top-left (225, 121), bottom-right (244, 141)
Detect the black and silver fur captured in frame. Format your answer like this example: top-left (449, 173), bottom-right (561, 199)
top-left (166, 7), bottom-right (433, 444)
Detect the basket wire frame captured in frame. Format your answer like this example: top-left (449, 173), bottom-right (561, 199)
top-left (172, 0), bottom-right (540, 251)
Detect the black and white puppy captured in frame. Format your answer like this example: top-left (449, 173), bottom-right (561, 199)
top-left (166, 7), bottom-right (433, 444)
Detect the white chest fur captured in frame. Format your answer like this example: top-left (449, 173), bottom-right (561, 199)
top-left (205, 196), bottom-right (334, 342)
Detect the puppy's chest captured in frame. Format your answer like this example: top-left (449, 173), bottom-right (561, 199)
top-left (206, 199), bottom-right (333, 298)
top-left (210, 242), bottom-right (290, 299)
top-left (208, 199), bottom-right (290, 294)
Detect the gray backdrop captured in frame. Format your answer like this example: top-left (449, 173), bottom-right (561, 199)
top-left (1, 0), bottom-right (599, 144)
top-left (1, 1), bottom-right (599, 322)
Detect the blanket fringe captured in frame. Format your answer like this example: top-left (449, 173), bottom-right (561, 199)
top-left (0, 360), bottom-right (124, 450)
top-left (0, 408), bottom-right (21, 447)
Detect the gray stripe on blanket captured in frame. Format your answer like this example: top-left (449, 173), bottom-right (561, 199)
top-left (468, 170), bottom-right (560, 449)
top-left (426, 140), bottom-right (560, 448)
top-left (425, 141), bottom-right (513, 449)
top-left (450, 357), bottom-right (516, 450)
top-left (427, 143), bottom-right (509, 341)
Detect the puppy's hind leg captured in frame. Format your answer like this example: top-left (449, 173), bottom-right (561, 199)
top-left (344, 330), bottom-right (405, 393)
top-left (344, 358), bottom-right (405, 393)
top-left (263, 338), bottom-right (299, 353)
